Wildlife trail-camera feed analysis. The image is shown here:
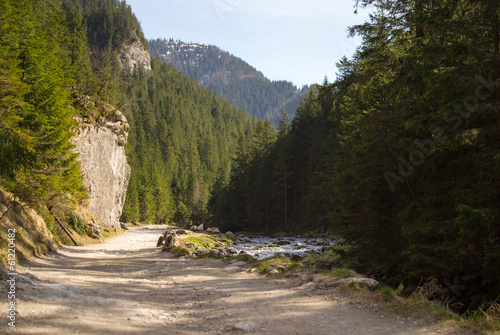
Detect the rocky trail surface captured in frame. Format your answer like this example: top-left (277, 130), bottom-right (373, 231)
top-left (2, 226), bottom-right (474, 335)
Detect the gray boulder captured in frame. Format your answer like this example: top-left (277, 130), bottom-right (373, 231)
top-left (156, 236), bottom-right (164, 247)
top-left (326, 277), bottom-right (379, 290)
top-left (162, 234), bottom-right (176, 252)
top-left (87, 219), bottom-right (101, 239)
top-left (194, 247), bottom-right (209, 255)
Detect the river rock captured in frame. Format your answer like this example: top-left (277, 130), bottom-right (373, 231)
top-left (227, 248), bottom-right (239, 255)
top-left (120, 222), bottom-right (128, 230)
top-left (277, 239), bottom-right (291, 245)
top-left (206, 227), bottom-right (213, 233)
top-left (197, 224), bottom-right (204, 231)
top-left (225, 231), bottom-right (234, 237)
top-left (190, 225), bottom-right (198, 231)
top-left (326, 277), bottom-right (380, 290)
top-left (223, 266), bottom-right (242, 272)
top-left (211, 227), bottom-right (221, 234)
top-left (176, 229), bottom-right (187, 235)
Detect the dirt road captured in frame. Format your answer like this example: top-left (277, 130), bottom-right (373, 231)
top-left (2, 226), bottom-right (473, 334)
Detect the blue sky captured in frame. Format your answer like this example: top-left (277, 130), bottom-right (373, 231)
top-left (125, 0), bottom-right (372, 87)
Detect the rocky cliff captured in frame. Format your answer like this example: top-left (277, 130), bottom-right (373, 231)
top-left (71, 107), bottom-right (131, 231)
top-left (119, 39), bottom-right (151, 71)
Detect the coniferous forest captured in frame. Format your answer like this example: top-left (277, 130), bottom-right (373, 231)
top-left (0, 0), bottom-right (499, 317)
top-left (148, 38), bottom-right (310, 124)
top-left (211, 0), bottom-right (500, 311)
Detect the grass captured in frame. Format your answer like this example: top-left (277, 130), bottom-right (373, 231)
top-left (252, 256), bottom-right (302, 274)
top-left (184, 234), bottom-right (232, 249)
top-left (326, 267), bottom-right (358, 278)
top-left (303, 249), bottom-right (342, 270)
top-left (102, 229), bottom-right (120, 238)
top-left (464, 301), bottom-right (500, 333)
top-left (373, 281), bottom-right (500, 333)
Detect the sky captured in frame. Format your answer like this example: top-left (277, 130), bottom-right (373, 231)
top-left (125, 0), bottom-right (372, 87)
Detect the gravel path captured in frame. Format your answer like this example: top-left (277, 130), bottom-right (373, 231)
top-left (1, 226), bottom-right (474, 334)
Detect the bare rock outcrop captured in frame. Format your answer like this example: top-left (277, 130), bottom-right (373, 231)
top-left (71, 109), bottom-right (131, 231)
top-left (119, 39), bottom-right (151, 72)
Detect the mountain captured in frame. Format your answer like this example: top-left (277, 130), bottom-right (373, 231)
top-left (149, 38), bottom-right (310, 123)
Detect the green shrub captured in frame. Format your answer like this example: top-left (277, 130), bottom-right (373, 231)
top-left (67, 211), bottom-right (87, 236)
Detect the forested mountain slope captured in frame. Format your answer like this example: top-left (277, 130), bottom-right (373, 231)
top-left (118, 60), bottom-right (255, 225)
top-left (0, 0), bottom-right (256, 241)
top-left (210, 0), bottom-right (500, 312)
top-left (67, 0), bottom-right (257, 225)
top-left (149, 39), bottom-right (310, 123)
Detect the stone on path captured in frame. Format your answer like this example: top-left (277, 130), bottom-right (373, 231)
top-left (326, 277), bottom-right (380, 290)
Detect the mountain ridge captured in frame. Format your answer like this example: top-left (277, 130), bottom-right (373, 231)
top-left (149, 38), bottom-right (310, 123)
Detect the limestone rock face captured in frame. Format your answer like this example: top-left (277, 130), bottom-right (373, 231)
top-left (71, 109), bottom-right (131, 230)
top-left (119, 39), bottom-right (151, 72)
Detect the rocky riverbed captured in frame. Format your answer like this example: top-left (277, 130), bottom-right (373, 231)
top-left (158, 226), bottom-right (334, 261)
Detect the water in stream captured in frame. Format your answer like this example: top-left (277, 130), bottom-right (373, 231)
top-left (219, 236), bottom-right (333, 260)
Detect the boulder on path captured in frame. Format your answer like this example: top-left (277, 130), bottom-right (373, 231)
top-left (326, 277), bottom-right (379, 290)
top-left (120, 222), bottom-right (129, 230)
top-left (161, 233), bottom-right (177, 252)
top-left (156, 235), bottom-right (164, 247)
